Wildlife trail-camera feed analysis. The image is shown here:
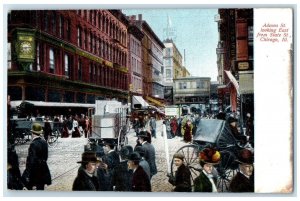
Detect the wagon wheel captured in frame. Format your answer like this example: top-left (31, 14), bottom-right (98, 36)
top-left (216, 150), bottom-right (238, 192)
top-left (170, 144), bottom-right (201, 187)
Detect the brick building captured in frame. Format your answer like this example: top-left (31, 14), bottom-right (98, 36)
top-left (215, 9), bottom-right (253, 122)
top-left (8, 10), bottom-right (130, 116)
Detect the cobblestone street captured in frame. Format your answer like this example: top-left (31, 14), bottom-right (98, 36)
top-left (15, 120), bottom-right (188, 192)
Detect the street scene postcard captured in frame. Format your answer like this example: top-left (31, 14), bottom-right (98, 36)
top-left (3, 5), bottom-right (294, 196)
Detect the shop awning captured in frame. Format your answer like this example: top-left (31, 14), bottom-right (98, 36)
top-left (132, 96), bottom-right (149, 108)
top-left (224, 70), bottom-right (240, 96)
top-left (10, 100), bottom-right (95, 109)
top-left (146, 96), bottom-right (165, 107)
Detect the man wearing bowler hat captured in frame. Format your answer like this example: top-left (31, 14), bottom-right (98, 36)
top-left (138, 131), bottom-right (157, 179)
top-left (229, 149), bottom-right (254, 192)
top-left (22, 123), bottom-right (51, 190)
top-left (72, 151), bottom-right (101, 191)
top-left (194, 148), bottom-right (220, 192)
top-left (127, 152), bottom-right (151, 192)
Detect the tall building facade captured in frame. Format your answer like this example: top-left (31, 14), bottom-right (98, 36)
top-left (8, 10), bottom-right (130, 116)
top-left (127, 17), bottom-right (144, 96)
top-left (216, 9), bottom-right (253, 122)
top-left (131, 15), bottom-right (165, 107)
top-left (163, 39), bottom-right (191, 105)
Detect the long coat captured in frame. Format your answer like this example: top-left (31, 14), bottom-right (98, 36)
top-left (72, 167), bottom-right (100, 191)
top-left (168, 164), bottom-right (192, 192)
top-left (229, 172), bottom-right (254, 192)
top-left (24, 137), bottom-right (51, 188)
top-left (183, 123), bottom-right (193, 142)
top-left (131, 166), bottom-right (151, 192)
top-left (142, 142), bottom-right (157, 178)
top-left (111, 161), bottom-right (133, 191)
top-left (194, 171), bottom-right (217, 192)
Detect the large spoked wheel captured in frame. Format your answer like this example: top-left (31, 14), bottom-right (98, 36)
top-left (170, 144), bottom-right (201, 187)
top-left (48, 131), bottom-right (59, 148)
top-left (216, 150), bottom-right (238, 192)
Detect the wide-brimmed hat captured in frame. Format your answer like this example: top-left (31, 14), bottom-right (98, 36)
top-left (77, 151), bottom-right (101, 163)
top-left (227, 116), bottom-right (238, 124)
top-left (137, 131), bottom-right (149, 139)
top-left (236, 149), bottom-right (254, 164)
top-left (31, 123), bottom-right (43, 135)
top-left (104, 139), bottom-right (115, 147)
top-left (199, 148), bottom-right (221, 164)
top-left (128, 152), bottom-right (141, 162)
top-left (173, 153), bottom-right (185, 161)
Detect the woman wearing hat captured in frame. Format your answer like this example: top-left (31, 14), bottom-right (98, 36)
top-left (229, 149), bottom-right (254, 192)
top-left (194, 148), bottom-right (220, 192)
top-left (72, 151), bottom-right (101, 191)
top-left (167, 153), bottom-right (192, 192)
top-left (22, 123), bottom-right (52, 190)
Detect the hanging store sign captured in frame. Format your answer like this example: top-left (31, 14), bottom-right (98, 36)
top-left (14, 29), bottom-right (36, 63)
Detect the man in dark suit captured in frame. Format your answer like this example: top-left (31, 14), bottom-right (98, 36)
top-left (167, 153), bottom-right (191, 192)
top-left (103, 140), bottom-right (120, 170)
top-left (22, 123), bottom-right (52, 190)
top-left (194, 148), bottom-right (220, 192)
top-left (73, 151), bottom-right (101, 191)
top-left (127, 152), bottom-right (151, 192)
top-left (111, 146), bottom-right (133, 191)
top-left (229, 149), bottom-right (254, 192)
top-left (138, 131), bottom-right (157, 179)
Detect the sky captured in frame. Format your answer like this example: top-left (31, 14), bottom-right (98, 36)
top-left (123, 9), bottom-right (219, 81)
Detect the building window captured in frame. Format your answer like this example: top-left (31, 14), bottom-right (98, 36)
top-left (66, 19), bottom-right (71, 40)
top-left (49, 48), bottom-right (55, 74)
top-left (89, 63), bottom-right (93, 82)
top-left (179, 82), bottom-right (187, 89)
top-left (36, 43), bottom-right (40, 71)
top-left (78, 59), bottom-right (82, 81)
top-left (64, 54), bottom-right (69, 78)
top-left (77, 26), bottom-right (82, 47)
top-left (7, 42), bottom-right (11, 69)
top-left (59, 16), bottom-right (64, 38)
top-left (51, 12), bottom-right (56, 34)
top-left (166, 69), bottom-right (171, 78)
top-left (44, 12), bottom-right (48, 32)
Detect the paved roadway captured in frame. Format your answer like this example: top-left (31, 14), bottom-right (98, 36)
top-left (15, 120), bottom-right (189, 192)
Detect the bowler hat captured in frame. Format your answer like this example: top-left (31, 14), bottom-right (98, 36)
top-left (137, 131), bottom-right (149, 139)
top-left (173, 153), bottom-right (185, 161)
top-left (199, 148), bottom-right (221, 164)
top-left (31, 123), bottom-right (43, 135)
top-left (236, 149), bottom-right (254, 164)
top-left (77, 151), bottom-right (101, 163)
top-left (104, 139), bottom-right (115, 147)
top-left (134, 146), bottom-right (145, 157)
top-left (227, 117), bottom-right (238, 124)
top-left (128, 152), bottom-right (141, 162)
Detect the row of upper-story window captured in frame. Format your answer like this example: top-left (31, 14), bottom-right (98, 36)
top-left (8, 42), bottom-right (127, 90)
top-left (130, 37), bottom-right (142, 57)
top-left (176, 81), bottom-right (210, 90)
top-left (131, 56), bottom-right (142, 75)
top-left (77, 26), bottom-right (127, 66)
top-left (76, 10), bottom-right (127, 47)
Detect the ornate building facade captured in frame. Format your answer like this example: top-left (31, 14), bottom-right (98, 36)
top-left (8, 10), bottom-right (130, 116)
